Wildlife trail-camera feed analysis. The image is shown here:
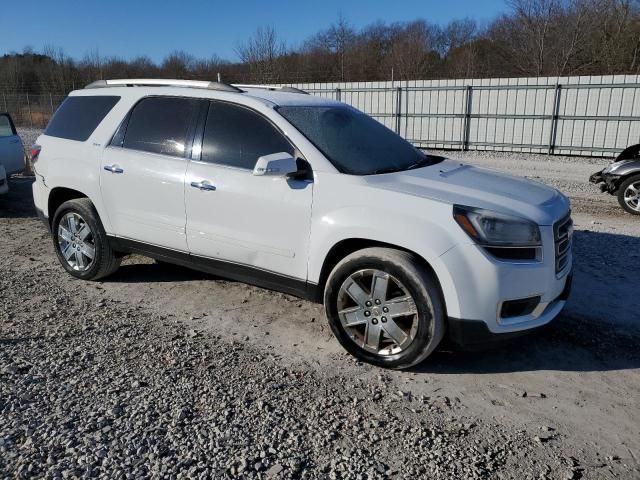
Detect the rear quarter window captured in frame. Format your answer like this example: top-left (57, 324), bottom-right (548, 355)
top-left (45, 96), bottom-right (120, 141)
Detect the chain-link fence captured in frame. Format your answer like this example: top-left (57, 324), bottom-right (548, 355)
top-left (1, 93), bottom-right (66, 129)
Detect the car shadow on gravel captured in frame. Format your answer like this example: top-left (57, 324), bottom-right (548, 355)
top-left (107, 262), bottom-right (217, 283)
top-left (0, 177), bottom-right (36, 219)
top-left (419, 315), bottom-right (640, 374)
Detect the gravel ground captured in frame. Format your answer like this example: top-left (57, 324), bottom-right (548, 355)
top-left (1, 131), bottom-right (639, 479)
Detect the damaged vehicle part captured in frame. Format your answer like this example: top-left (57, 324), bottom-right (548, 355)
top-left (589, 143), bottom-right (640, 215)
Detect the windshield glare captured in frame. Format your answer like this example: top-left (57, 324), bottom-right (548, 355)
top-left (278, 105), bottom-right (442, 175)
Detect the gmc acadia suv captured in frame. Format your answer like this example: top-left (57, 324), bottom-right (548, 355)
top-left (32, 79), bottom-right (573, 369)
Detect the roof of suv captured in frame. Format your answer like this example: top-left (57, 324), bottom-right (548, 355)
top-left (79, 79), bottom-right (340, 108)
top-left (240, 87), bottom-right (339, 107)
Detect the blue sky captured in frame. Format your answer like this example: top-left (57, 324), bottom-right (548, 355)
top-left (0, 0), bottom-right (507, 62)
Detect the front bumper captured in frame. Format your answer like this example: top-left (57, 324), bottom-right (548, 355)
top-left (589, 168), bottom-right (619, 193)
top-left (447, 273), bottom-right (572, 347)
top-left (434, 220), bottom-right (572, 340)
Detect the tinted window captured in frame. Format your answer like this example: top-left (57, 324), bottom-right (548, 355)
top-left (0, 114), bottom-right (15, 137)
top-left (278, 106), bottom-right (442, 175)
top-left (122, 97), bottom-right (199, 158)
top-left (45, 96), bottom-right (120, 141)
top-left (201, 102), bottom-right (293, 169)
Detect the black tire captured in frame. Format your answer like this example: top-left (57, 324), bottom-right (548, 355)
top-left (324, 247), bottom-right (445, 369)
top-left (616, 174), bottom-right (640, 215)
top-left (52, 198), bottom-right (121, 280)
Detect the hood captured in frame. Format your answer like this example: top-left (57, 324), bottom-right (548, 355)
top-left (365, 159), bottom-right (570, 225)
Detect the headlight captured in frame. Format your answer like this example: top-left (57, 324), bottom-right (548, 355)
top-left (453, 205), bottom-right (541, 247)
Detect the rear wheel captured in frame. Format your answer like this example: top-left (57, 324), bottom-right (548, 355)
top-left (52, 198), bottom-right (121, 280)
top-left (617, 174), bottom-right (640, 215)
top-left (324, 247), bottom-right (445, 369)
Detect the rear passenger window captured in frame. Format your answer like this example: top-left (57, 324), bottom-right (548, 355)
top-left (201, 102), bottom-right (293, 169)
top-left (45, 96), bottom-right (120, 141)
top-left (122, 97), bottom-right (199, 158)
top-left (0, 114), bottom-right (15, 137)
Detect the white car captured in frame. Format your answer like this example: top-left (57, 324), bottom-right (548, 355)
top-left (0, 112), bottom-right (25, 194)
top-left (32, 79), bottom-right (573, 369)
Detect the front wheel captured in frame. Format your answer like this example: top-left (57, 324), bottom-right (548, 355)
top-left (324, 247), bottom-right (445, 369)
top-left (52, 198), bottom-right (121, 280)
top-left (617, 174), bottom-right (640, 215)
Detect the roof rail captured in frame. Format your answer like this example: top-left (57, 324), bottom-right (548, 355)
top-left (232, 84), bottom-right (309, 95)
top-left (85, 79), bottom-right (242, 93)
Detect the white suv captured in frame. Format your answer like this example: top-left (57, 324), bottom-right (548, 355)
top-left (32, 79), bottom-right (573, 369)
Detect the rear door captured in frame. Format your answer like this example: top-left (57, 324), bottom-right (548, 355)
top-left (0, 113), bottom-right (24, 175)
top-left (185, 100), bottom-right (313, 282)
top-left (100, 96), bottom-right (201, 251)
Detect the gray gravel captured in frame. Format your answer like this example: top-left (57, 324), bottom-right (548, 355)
top-left (0, 246), bottom-right (579, 479)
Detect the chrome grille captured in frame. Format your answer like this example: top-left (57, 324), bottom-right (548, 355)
top-left (554, 213), bottom-right (573, 274)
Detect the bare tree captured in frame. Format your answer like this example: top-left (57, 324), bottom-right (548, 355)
top-left (390, 20), bottom-right (441, 80)
top-left (236, 26), bottom-right (286, 83)
top-left (162, 51), bottom-right (196, 78)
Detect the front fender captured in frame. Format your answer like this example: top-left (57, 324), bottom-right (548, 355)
top-left (307, 202), bottom-right (467, 316)
top-left (608, 159), bottom-right (640, 178)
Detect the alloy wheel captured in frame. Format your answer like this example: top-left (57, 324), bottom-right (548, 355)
top-left (57, 212), bottom-right (96, 271)
top-left (336, 269), bottom-right (419, 356)
top-left (623, 181), bottom-right (640, 212)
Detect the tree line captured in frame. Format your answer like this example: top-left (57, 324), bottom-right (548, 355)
top-left (1, 0), bottom-right (639, 95)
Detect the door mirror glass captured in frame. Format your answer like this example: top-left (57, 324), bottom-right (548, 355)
top-left (253, 152), bottom-right (298, 177)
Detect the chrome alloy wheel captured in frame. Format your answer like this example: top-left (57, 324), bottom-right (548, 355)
top-left (57, 212), bottom-right (96, 271)
top-left (336, 269), bottom-right (419, 356)
top-left (624, 181), bottom-right (640, 212)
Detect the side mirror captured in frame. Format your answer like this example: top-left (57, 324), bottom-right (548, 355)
top-left (253, 152), bottom-right (298, 177)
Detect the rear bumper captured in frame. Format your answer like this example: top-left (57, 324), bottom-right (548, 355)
top-left (447, 273), bottom-right (572, 348)
top-left (33, 180), bottom-right (50, 232)
top-left (36, 207), bottom-right (50, 232)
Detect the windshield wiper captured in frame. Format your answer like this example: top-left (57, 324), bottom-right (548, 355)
top-left (406, 156), bottom-right (438, 171)
top-left (370, 166), bottom-right (403, 175)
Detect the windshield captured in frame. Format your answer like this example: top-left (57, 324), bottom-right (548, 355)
top-left (278, 105), bottom-right (443, 175)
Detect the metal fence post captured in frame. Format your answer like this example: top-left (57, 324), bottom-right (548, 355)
top-left (26, 93), bottom-right (33, 128)
top-left (2, 93), bottom-right (7, 113)
top-left (462, 86), bottom-right (473, 151)
top-left (49, 93), bottom-right (54, 115)
top-left (395, 87), bottom-right (402, 134)
top-left (548, 84), bottom-right (562, 155)
top-left (335, 87), bottom-right (341, 102)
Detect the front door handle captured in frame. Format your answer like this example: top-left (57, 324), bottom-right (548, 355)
top-left (104, 164), bottom-right (124, 174)
top-left (10, 138), bottom-right (20, 144)
top-left (190, 180), bottom-right (216, 191)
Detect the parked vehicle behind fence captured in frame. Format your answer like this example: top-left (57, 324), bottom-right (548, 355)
top-left (31, 79), bottom-right (573, 369)
top-left (0, 113), bottom-right (25, 194)
top-left (590, 144), bottom-right (640, 215)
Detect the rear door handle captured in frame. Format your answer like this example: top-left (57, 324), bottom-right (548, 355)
top-left (190, 180), bottom-right (216, 191)
top-left (10, 139), bottom-right (20, 144)
top-left (104, 164), bottom-right (124, 174)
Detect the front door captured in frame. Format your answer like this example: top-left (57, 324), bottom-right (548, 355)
top-left (0, 114), bottom-right (24, 175)
top-left (185, 101), bottom-right (313, 282)
top-left (100, 96), bottom-right (200, 251)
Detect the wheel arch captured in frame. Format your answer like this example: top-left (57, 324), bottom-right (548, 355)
top-left (47, 187), bottom-right (89, 225)
top-left (316, 238), bottom-right (447, 312)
